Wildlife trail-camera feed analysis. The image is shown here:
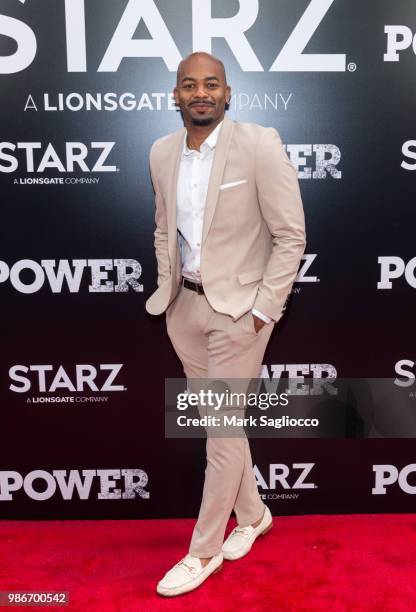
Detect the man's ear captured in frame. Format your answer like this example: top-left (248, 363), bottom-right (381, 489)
top-left (224, 87), bottom-right (231, 109)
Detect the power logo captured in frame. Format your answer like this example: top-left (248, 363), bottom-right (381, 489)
top-left (384, 26), bottom-right (416, 62)
top-left (0, 259), bottom-right (143, 293)
top-left (0, 469), bottom-right (150, 501)
top-left (372, 464), bottom-right (416, 494)
top-left (377, 257), bottom-right (416, 289)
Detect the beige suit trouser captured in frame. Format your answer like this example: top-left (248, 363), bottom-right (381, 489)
top-left (165, 283), bottom-right (276, 558)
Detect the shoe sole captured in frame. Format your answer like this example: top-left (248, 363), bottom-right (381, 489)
top-left (223, 521), bottom-right (273, 561)
top-left (156, 561), bottom-right (223, 597)
top-left (260, 522), bottom-right (273, 536)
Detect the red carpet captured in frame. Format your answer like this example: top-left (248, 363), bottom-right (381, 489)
top-left (0, 514), bottom-right (415, 611)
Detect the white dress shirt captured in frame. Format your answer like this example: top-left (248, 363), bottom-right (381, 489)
top-left (176, 119), bottom-right (272, 324)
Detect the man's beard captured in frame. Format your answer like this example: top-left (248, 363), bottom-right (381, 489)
top-left (190, 116), bottom-right (215, 126)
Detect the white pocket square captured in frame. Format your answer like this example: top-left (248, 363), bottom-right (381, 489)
top-left (219, 179), bottom-right (248, 190)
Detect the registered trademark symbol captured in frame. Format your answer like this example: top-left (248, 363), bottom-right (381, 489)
top-left (347, 62), bottom-right (357, 72)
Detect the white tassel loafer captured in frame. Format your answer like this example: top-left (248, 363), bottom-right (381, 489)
top-left (222, 504), bottom-right (273, 560)
top-left (156, 551), bottom-right (223, 597)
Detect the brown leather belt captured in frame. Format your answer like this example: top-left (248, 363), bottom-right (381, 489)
top-left (183, 277), bottom-right (205, 295)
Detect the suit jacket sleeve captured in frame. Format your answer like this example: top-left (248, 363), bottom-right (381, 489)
top-left (253, 127), bottom-right (306, 323)
top-left (149, 143), bottom-right (170, 287)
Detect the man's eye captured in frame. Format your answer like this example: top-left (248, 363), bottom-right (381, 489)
top-left (207, 83), bottom-right (217, 88)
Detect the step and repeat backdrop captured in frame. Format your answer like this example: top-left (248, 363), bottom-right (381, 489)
top-left (1, 0), bottom-right (415, 519)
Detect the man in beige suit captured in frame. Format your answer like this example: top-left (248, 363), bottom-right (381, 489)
top-left (146, 51), bottom-right (306, 597)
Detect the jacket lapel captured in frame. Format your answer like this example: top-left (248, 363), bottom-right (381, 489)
top-left (202, 115), bottom-right (234, 243)
top-left (166, 127), bottom-right (186, 263)
top-left (166, 114), bottom-right (235, 259)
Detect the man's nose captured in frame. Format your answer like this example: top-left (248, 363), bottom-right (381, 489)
top-left (193, 86), bottom-right (209, 98)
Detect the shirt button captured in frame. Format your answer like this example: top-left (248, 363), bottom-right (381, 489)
top-left (196, 242), bottom-right (200, 247)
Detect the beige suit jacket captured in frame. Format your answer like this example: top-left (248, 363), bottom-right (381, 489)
top-left (145, 114), bottom-right (306, 323)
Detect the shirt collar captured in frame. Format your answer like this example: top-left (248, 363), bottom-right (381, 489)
top-left (182, 119), bottom-right (224, 156)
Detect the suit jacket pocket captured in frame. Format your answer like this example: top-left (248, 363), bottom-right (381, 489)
top-left (219, 179), bottom-right (248, 193)
top-left (237, 267), bottom-right (264, 285)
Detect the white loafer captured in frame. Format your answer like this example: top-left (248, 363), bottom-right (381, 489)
top-left (222, 504), bottom-right (273, 560)
top-left (156, 552), bottom-right (223, 597)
